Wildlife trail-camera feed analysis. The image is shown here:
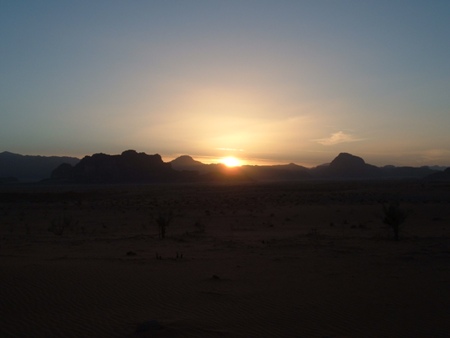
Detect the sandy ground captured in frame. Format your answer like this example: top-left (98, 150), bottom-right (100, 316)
top-left (1, 181), bottom-right (449, 337)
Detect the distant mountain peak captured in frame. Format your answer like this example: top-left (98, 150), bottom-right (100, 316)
top-left (174, 155), bottom-right (197, 162)
top-left (121, 149), bottom-right (139, 156)
top-left (170, 155), bottom-right (205, 170)
top-left (330, 153), bottom-right (366, 167)
top-left (0, 151), bottom-right (21, 158)
top-left (310, 152), bottom-right (381, 179)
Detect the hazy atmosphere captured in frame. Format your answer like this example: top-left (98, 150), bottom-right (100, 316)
top-left (2, 1), bottom-right (450, 167)
top-left (2, 4), bottom-right (450, 336)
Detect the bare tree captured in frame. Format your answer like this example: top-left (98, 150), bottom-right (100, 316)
top-left (382, 203), bottom-right (407, 241)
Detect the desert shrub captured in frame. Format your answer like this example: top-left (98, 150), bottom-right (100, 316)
top-left (382, 203), bottom-right (407, 241)
top-left (155, 209), bottom-right (173, 239)
top-left (48, 213), bottom-right (73, 236)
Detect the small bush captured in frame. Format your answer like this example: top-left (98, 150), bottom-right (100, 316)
top-left (155, 209), bottom-right (173, 239)
top-left (382, 203), bottom-right (407, 241)
top-left (48, 213), bottom-right (73, 236)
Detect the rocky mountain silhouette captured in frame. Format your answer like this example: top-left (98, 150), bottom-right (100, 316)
top-left (51, 151), bottom-right (447, 183)
top-left (3, 150), bottom-right (446, 184)
top-left (170, 155), bottom-right (204, 169)
top-left (310, 153), bottom-right (381, 179)
top-left (0, 151), bottom-right (79, 182)
top-left (169, 156), bottom-right (311, 181)
top-left (169, 155), bottom-right (221, 174)
top-left (51, 150), bottom-right (179, 183)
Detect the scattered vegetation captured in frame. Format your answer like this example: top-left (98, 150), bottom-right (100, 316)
top-left (155, 252), bottom-right (183, 260)
top-left (382, 202), bottom-right (407, 241)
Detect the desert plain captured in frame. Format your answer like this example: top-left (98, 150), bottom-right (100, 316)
top-left (0, 180), bottom-right (449, 337)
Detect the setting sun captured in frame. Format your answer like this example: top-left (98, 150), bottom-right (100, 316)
top-left (221, 156), bottom-right (241, 167)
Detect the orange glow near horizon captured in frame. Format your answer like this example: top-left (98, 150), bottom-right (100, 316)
top-left (221, 156), bottom-right (241, 167)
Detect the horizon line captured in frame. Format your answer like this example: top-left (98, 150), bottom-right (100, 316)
top-left (2, 150), bottom-right (449, 170)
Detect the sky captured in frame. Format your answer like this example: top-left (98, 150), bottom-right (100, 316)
top-left (1, 1), bottom-right (450, 167)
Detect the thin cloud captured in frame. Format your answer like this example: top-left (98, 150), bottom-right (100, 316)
top-left (216, 147), bottom-right (245, 152)
top-left (316, 131), bottom-right (362, 146)
top-left (419, 149), bottom-right (450, 164)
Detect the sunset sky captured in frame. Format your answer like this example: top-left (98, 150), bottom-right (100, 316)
top-left (1, 1), bottom-right (449, 167)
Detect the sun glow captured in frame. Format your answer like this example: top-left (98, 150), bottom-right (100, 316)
top-left (221, 156), bottom-right (241, 167)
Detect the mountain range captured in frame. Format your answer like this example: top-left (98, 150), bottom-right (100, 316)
top-left (0, 151), bottom-right (79, 182)
top-left (1, 150), bottom-right (449, 184)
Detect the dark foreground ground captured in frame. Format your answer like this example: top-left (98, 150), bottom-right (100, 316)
top-left (1, 180), bottom-right (449, 337)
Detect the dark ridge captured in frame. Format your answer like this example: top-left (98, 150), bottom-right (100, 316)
top-left (170, 155), bottom-right (208, 172)
top-left (3, 150), bottom-right (445, 184)
top-left (424, 167), bottom-right (450, 181)
top-left (0, 151), bottom-right (80, 182)
top-left (310, 152), bottom-right (381, 179)
top-left (52, 150), bottom-right (179, 183)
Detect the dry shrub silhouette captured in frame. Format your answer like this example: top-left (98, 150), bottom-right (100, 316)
top-left (155, 209), bottom-right (173, 239)
top-left (48, 213), bottom-right (74, 236)
top-left (382, 203), bottom-right (407, 241)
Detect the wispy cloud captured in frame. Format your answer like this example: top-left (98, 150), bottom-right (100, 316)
top-left (216, 147), bottom-right (245, 152)
top-left (316, 131), bottom-right (362, 146)
top-left (419, 149), bottom-right (450, 164)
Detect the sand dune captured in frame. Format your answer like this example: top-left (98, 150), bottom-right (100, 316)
top-left (1, 181), bottom-right (449, 337)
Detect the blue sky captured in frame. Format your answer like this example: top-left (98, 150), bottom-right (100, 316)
top-left (1, 1), bottom-right (449, 166)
